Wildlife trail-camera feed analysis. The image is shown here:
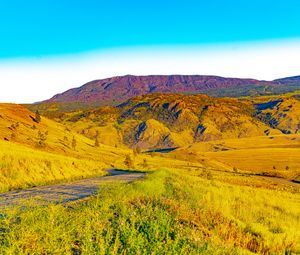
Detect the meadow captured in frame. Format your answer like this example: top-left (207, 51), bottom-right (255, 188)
top-left (169, 134), bottom-right (300, 180)
top-left (1, 165), bottom-right (299, 254)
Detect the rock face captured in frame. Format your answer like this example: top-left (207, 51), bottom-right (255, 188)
top-left (45, 75), bottom-right (268, 105)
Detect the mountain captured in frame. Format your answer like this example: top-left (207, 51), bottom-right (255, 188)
top-left (46, 75), bottom-right (265, 104)
top-left (274, 75), bottom-right (300, 85)
top-left (33, 75), bottom-right (300, 110)
top-left (41, 75), bottom-right (300, 110)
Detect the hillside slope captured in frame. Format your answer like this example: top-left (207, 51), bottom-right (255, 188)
top-left (1, 103), bottom-right (209, 192)
top-left (255, 97), bottom-right (300, 134)
top-left (0, 104), bottom-right (129, 191)
top-left (57, 93), bottom-right (290, 150)
top-left (170, 133), bottom-right (300, 180)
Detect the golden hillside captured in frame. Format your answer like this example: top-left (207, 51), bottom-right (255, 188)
top-left (0, 104), bottom-right (129, 191)
top-left (52, 93), bottom-right (291, 150)
top-left (168, 133), bottom-right (300, 180)
top-left (255, 97), bottom-right (300, 134)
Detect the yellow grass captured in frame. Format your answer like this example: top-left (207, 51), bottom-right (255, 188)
top-left (1, 166), bottom-right (300, 254)
top-left (170, 134), bottom-right (300, 179)
top-left (0, 140), bottom-right (107, 192)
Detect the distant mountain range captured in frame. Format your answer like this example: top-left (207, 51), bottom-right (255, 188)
top-left (42, 75), bottom-right (300, 109)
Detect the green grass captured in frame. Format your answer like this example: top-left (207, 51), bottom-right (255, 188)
top-left (1, 168), bottom-right (299, 254)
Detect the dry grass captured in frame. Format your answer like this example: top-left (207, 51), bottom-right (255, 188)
top-left (0, 140), bottom-right (107, 192)
top-left (170, 134), bottom-right (300, 179)
top-left (1, 167), bottom-right (300, 254)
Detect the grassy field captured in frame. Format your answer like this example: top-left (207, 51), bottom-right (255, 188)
top-left (0, 140), bottom-right (108, 192)
top-left (169, 134), bottom-right (300, 180)
top-left (1, 166), bottom-right (300, 254)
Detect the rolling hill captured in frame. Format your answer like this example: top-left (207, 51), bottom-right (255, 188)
top-left (0, 103), bottom-right (127, 191)
top-left (1, 103), bottom-right (207, 192)
top-left (51, 93), bottom-right (300, 151)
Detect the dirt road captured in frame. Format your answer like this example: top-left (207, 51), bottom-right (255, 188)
top-left (0, 169), bottom-right (145, 208)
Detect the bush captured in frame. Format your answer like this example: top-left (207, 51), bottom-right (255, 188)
top-left (35, 110), bottom-right (41, 123)
top-left (124, 154), bottom-right (134, 168)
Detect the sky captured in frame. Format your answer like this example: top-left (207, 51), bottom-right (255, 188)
top-left (0, 0), bottom-right (300, 103)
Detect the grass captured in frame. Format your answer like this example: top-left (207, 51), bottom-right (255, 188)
top-left (1, 167), bottom-right (300, 254)
top-left (1, 101), bottom-right (300, 254)
top-left (0, 103), bottom-right (146, 192)
top-left (171, 134), bottom-right (300, 180)
top-left (0, 140), bottom-right (107, 192)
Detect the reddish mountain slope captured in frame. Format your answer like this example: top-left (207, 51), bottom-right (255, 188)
top-left (45, 75), bottom-right (267, 105)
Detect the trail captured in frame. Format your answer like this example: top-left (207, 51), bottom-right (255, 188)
top-left (0, 169), bottom-right (145, 208)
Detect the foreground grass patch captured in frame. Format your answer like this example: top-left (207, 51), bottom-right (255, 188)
top-left (1, 169), bottom-right (299, 254)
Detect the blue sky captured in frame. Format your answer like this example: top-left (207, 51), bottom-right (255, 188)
top-left (0, 1), bottom-right (300, 103)
top-left (1, 0), bottom-right (300, 58)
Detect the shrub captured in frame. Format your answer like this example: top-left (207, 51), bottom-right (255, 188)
top-left (35, 110), bottom-right (41, 123)
top-left (142, 158), bottom-right (148, 168)
top-left (72, 137), bottom-right (77, 150)
top-left (124, 154), bottom-right (134, 168)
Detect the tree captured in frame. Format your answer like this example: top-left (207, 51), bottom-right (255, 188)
top-left (10, 132), bottom-right (16, 140)
top-left (133, 146), bottom-right (141, 157)
top-left (94, 130), bottom-right (99, 147)
top-left (37, 130), bottom-right (48, 147)
top-left (142, 158), bottom-right (148, 168)
top-left (124, 154), bottom-right (134, 168)
top-left (72, 136), bottom-right (77, 150)
top-left (94, 137), bottom-right (99, 147)
top-left (35, 110), bottom-right (41, 123)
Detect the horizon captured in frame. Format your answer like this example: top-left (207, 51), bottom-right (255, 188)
top-left (1, 1), bottom-right (300, 103)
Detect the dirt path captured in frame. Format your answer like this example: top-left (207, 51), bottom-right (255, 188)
top-left (0, 169), bottom-right (145, 208)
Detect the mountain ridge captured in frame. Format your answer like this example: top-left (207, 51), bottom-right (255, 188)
top-left (43, 74), bottom-right (300, 108)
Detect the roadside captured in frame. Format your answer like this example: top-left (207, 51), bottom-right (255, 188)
top-left (0, 169), bottom-right (145, 208)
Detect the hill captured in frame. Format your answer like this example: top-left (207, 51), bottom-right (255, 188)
top-left (52, 93), bottom-right (300, 150)
top-left (37, 74), bottom-right (300, 110)
top-left (0, 104), bottom-right (126, 191)
top-left (0, 103), bottom-right (207, 192)
top-left (255, 96), bottom-right (300, 134)
top-left (274, 75), bottom-right (300, 85)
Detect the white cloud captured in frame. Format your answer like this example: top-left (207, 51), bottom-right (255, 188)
top-left (0, 38), bottom-right (300, 103)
